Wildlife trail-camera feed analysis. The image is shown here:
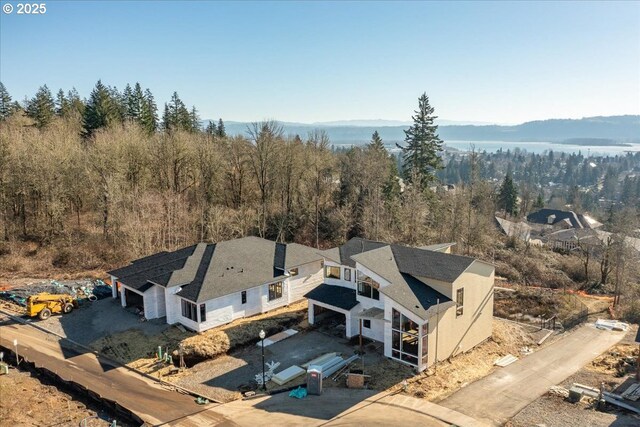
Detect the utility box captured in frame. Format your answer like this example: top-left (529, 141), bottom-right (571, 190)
top-left (307, 365), bottom-right (323, 395)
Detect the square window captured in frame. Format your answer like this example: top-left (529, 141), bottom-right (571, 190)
top-left (363, 319), bottom-right (371, 329)
top-left (325, 266), bottom-right (340, 279)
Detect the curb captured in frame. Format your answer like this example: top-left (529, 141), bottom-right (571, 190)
top-left (0, 309), bottom-right (222, 404)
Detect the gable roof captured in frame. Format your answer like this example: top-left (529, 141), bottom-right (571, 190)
top-left (336, 237), bottom-right (388, 268)
top-left (108, 237), bottom-right (322, 303)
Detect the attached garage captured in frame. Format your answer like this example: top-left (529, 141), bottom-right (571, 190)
top-left (305, 284), bottom-right (360, 338)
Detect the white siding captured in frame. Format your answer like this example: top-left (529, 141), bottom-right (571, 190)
top-left (361, 317), bottom-right (385, 342)
top-left (289, 260), bottom-right (324, 302)
top-left (197, 287), bottom-right (262, 331)
top-left (143, 285), bottom-right (166, 320)
top-left (323, 261), bottom-right (355, 289)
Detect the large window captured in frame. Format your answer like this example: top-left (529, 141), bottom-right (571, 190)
top-left (343, 268), bottom-right (351, 282)
top-left (357, 271), bottom-right (380, 300)
top-left (325, 266), bottom-right (341, 279)
top-left (268, 282), bottom-right (283, 301)
top-left (391, 308), bottom-right (420, 366)
top-left (456, 288), bottom-right (464, 317)
top-left (181, 299), bottom-right (198, 322)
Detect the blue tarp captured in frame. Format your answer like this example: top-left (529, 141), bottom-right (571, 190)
top-left (289, 386), bottom-right (307, 399)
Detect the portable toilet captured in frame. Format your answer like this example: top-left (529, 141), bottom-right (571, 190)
top-left (307, 364), bottom-right (323, 395)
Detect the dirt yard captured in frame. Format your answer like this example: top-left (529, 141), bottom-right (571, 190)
top-left (508, 324), bottom-right (640, 427)
top-left (0, 368), bottom-right (132, 427)
top-left (366, 319), bottom-right (538, 402)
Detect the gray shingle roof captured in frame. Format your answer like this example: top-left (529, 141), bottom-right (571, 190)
top-left (527, 209), bottom-right (584, 228)
top-left (390, 244), bottom-right (476, 283)
top-left (337, 237), bottom-right (388, 267)
top-left (350, 245), bottom-right (458, 319)
top-left (108, 237), bottom-right (321, 303)
top-left (305, 284), bottom-right (359, 311)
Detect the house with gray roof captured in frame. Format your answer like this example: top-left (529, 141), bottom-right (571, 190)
top-left (307, 237), bottom-right (494, 372)
top-left (107, 236), bottom-right (324, 332)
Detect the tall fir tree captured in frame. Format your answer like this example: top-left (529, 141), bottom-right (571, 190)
top-left (139, 88), bottom-right (158, 134)
top-left (369, 130), bottom-right (385, 151)
top-left (162, 92), bottom-right (191, 132)
top-left (55, 89), bottom-right (70, 117)
top-left (205, 120), bottom-right (216, 136)
top-left (498, 170), bottom-right (519, 216)
top-left (216, 118), bottom-right (226, 138)
top-left (398, 92), bottom-right (443, 188)
top-left (189, 106), bottom-right (200, 132)
top-left (0, 82), bottom-right (12, 121)
top-left (26, 85), bottom-right (56, 128)
top-left (82, 80), bottom-right (122, 137)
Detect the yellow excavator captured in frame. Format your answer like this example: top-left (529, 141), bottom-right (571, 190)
top-left (26, 293), bottom-right (78, 320)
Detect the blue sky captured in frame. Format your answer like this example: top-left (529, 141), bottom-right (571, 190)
top-left (1, 1), bottom-right (638, 124)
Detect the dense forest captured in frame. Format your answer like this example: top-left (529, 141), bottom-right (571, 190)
top-left (1, 81), bottom-right (639, 320)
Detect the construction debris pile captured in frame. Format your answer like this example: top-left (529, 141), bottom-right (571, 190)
top-left (0, 279), bottom-right (112, 307)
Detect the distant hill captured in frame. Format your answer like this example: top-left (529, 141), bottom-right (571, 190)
top-left (205, 115), bottom-right (640, 146)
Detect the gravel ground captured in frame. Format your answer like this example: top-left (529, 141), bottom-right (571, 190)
top-left (0, 367), bottom-right (133, 427)
top-left (172, 330), bottom-right (358, 403)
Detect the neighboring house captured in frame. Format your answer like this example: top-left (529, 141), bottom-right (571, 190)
top-left (527, 208), bottom-right (603, 230)
top-left (545, 228), bottom-right (640, 253)
top-left (107, 236), bottom-right (323, 332)
top-left (305, 237), bottom-right (494, 372)
top-left (494, 216), bottom-right (532, 243)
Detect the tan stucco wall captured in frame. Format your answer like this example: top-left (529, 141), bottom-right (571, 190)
top-left (425, 261), bottom-right (494, 367)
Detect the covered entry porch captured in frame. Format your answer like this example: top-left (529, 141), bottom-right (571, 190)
top-left (305, 284), bottom-right (360, 338)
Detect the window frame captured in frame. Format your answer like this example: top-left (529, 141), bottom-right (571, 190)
top-left (456, 288), bottom-right (464, 317)
top-left (343, 268), bottom-right (352, 282)
top-left (391, 308), bottom-right (423, 367)
top-left (356, 271), bottom-right (380, 300)
top-left (363, 319), bottom-right (371, 329)
top-left (268, 281), bottom-right (283, 301)
top-left (199, 303), bottom-right (206, 322)
top-left (241, 290), bottom-right (247, 304)
top-left (324, 265), bottom-right (341, 279)
top-left (181, 299), bottom-right (198, 322)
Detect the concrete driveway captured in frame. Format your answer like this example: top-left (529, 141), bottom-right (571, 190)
top-left (168, 388), bottom-right (489, 427)
top-left (440, 324), bottom-right (626, 426)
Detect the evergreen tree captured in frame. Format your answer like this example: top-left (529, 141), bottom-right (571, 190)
top-left (398, 92), bottom-right (443, 188)
top-left (139, 88), bottom-right (158, 134)
top-left (498, 170), bottom-right (519, 216)
top-left (123, 84), bottom-right (134, 120)
top-left (533, 192), bottom-right (545, 209)
top-left (82, 80), bottom-right (122, 137)
top-left (205, 120), bottom-right (216, 136)
top-left (55, 89), bottom-right (69, 117)
top-left (162, 92), bottom-right (191, 132)
top-left (189, 106), bottom-right (200, 132)
top-left (0, 82), bottom-right (12, 121)
top-left (26, 85), bottom-right (56, 128)
top-left (369, 130), bottom-right (385, 151)
top-left (64, 88), bottom-right (85, 118)
top-left (216, 118), bottom-right (226, 138)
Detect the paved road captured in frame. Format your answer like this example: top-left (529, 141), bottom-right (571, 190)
top-left (1, 312), bottom-right (488, 427)
top-left (169, 388), bottom-right (489, 427)
top-left (0, 314), bottom-right (233, 426)
top-left (441, 324), bottom-right (626, 426)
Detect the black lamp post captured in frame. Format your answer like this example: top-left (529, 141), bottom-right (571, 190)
top-left (259, 329), bottom-right (266, 391)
